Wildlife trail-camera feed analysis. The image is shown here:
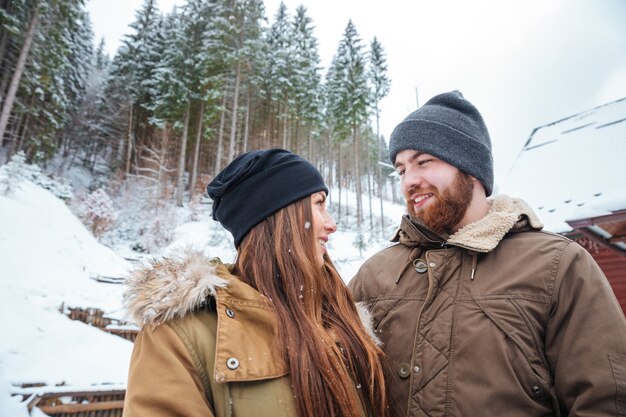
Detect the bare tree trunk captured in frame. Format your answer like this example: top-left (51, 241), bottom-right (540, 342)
top-left (353, 125), bottom-right (362, 227)
top-left (228, 61), bottom-right (241, 162)
top-left (0, 28), bottom-right (10, 102)
top-left (270, 102), bottom-right (277, 148)
top-left (377, 156), bottom-right (385, 236)
top-left (279, 102), bottom-right (289, 150)
top-left (214, 91), bottom-right (227, 176)
top-left (189, 101), bottom-right (204, 200)
top-left (125, 105), bottom-right (134, 177)
top-left (293, 116), bottom-right (300, 154)
top-left (6, 110), bottom-right (26, 162)
top-left (264, 97), bottom-right (273, 149)
top-left (176, 100), bottom-right (191, 207)
top-left (327, 133), bottom-right (333, 186)
top-left (284, 116), bottom-right (290, 149)
top-left (375, 109), bottom-right (385, 238)
top-left (243, 89), bottom-right (251, 153)
top-left (158, 123), bottom-right (170, 199)
top-left (307, 129), bottom-right (312, 162)
top-left (0, 6), bottom-right (39, 146)
top-left (337, 143), bottom-right (342, 225)
top-left (367, 137), bottom-right (373, 231)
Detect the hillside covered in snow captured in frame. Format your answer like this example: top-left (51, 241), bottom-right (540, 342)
top-left (0, 174), bottom-right (404, 416)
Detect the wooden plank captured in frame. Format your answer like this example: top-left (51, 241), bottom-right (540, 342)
top-left (37, 400), bottom-right (124, 413)
top-left (14, 387), bottom-right (125, 399)
top-left (90, 274), bottom-right (126, 284)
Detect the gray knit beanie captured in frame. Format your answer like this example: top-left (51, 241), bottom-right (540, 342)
top-left (388, 90), bottom-right (494, 196)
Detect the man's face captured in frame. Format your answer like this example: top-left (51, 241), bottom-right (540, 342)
top-left (394, 150), bottom-right (474, 235)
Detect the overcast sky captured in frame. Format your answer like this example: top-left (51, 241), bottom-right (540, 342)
top-left (87, 0), bottom-right (626, 188)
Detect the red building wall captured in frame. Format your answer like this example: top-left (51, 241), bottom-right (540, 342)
top-left (575, 237), bottom-right (626, 313)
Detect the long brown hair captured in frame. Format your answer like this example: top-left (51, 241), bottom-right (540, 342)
top-left (232, 195), bottom-right (389, 417)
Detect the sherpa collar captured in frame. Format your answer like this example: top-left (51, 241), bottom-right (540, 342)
top-left (394, 194), bottom-right (543, 253)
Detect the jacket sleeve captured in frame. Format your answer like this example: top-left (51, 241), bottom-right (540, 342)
top-left (545, 241), bottom-right (626, 416)
top-left (349, 255), bottom-right (377, 303)
top-left (348, 274), bottom-right (362, 301)
top-left (123, 323), bottom-right (215, 417)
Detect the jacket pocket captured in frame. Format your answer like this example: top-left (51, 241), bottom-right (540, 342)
top-left (368, 297), bottom-right (404, 330)
top-left (473, 297), bottom-right (558, 414)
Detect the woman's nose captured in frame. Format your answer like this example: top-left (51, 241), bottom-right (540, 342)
top-left (324, 213), bottom-right (337, 234)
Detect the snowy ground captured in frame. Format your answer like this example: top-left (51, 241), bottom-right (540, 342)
top-left (0, 177), bottom-right (405, 415)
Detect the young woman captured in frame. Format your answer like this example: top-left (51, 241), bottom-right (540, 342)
top-left (122, 149), bottom-right (389, 417)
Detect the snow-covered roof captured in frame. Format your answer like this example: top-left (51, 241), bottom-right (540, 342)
top-left (500, 96), bottom-right (626, 234)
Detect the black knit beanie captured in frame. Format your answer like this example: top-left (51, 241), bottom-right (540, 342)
top-left (388, 90), bottom-right (494, 196)
top-left (206, 149), bottom-right (328, 247)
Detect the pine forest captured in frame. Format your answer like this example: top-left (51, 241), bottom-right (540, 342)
top-left (0, 0), bottom-right (396, 241)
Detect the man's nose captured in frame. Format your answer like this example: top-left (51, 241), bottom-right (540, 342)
top-left (402, 166), bottom-right (423, 193)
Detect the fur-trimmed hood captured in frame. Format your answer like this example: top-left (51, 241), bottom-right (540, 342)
top-left (124, 249), bottom-right (228, 328)
top-left (394, 194), bottom-right (543, 253)
top-left (123, 249), bottom-right (381, 345)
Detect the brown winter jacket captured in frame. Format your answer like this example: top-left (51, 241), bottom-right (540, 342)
top-left (122, 250), bottom-right (378, 417)
top-left (349, 195), bottom-right (626, 417)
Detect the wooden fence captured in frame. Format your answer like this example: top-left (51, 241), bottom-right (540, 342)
top-left (63, 305), bottom-right (139, 342)
top-left (12, 383), bottom-right (126, 417)
top-left (12, 300), bottom-right (139, 413)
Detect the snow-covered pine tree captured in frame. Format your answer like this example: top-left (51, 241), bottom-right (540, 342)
top-left (169, 3), bottom-right (197, 207)
top-left (326, 20), bottom-right (369, 229)
top-left (0, 0), bottom-right (93, 163)
top-left (0, 0), bottom-right (38, 151)
top-left (184, 0), bottom-right (212, 201)
top-left (58, 8), bottom-right (101, 171)
top-left (63, 37), bottom-right (111, 173)
top-left (150, 8), bottom-right (185, 125)
top-left (207, 0), bottom-right (265, 174)
top-left (222, 0), bottom-right (265, 162)
top-left (237, 17), bottom-right (266, 155)
top-left (181, 0), bottom-right (235, 204)
top-left (264, 3), bottom-right (295, 150)
top-left (110, 0), bottom-right (163, 177)
top-left (322, 54), bottom-right (344, 218)
top-left (0, 0), bottom-right (29, 108)
top-left (120, 8), bottom-right (180, 205)
top-left (0, 150), bottom-right (28, 195)
top-left (368, 36), bottom-right (391, 237)
top-left (291, 5), bottom-right (322, 161)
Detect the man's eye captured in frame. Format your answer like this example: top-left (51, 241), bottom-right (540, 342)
top-left (418, 159), bottom-right (432, 166)
top-left (396, 169), bottom-right (405, 176)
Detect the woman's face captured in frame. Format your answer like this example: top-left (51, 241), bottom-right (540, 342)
top-left (310, 191), bottom-right (337, 267)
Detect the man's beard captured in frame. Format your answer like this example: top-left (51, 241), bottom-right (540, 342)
top-left (406, 172), bottom-right (474, 235)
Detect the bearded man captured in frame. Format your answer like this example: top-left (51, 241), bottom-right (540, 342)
top-left (348, 90), bottom-right (626, 417)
